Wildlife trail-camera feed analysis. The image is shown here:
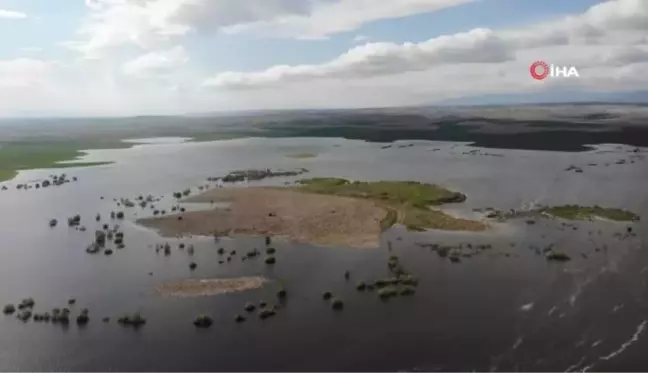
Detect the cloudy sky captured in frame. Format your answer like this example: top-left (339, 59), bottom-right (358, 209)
top-left (0, 0), bottom-right (646, 116)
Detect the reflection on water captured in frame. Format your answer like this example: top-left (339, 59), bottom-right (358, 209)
top-left (0, 138), bottom-right (646, 371)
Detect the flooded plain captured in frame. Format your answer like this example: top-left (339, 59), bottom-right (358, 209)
top-left (0, 137), bottom-right (646, 371)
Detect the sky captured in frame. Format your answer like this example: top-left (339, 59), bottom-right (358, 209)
top-left (0, 0), bottom-right (646, 117)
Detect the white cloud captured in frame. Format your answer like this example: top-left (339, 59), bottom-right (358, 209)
top-left (0, 9), bottom-right (27, 19)
top-left (0, 56), bottom-right (220, 117)
top-left (205, 28), bottom-right (514, 88)
top-left (65, 0), bottom-right (193, 58)
top-left (0, 58), bottom-right (54, 88)
top-left (3, 0), bottom-right (648, 116)
top-left (593, 46), bottom-right (648, 66)
top-left (122, 45), bottom-right (188, 77)
top-left (215, 0), bottom-right (476, 39)
top-left (66, 0), bottom-right (474, 57)
top-left (204, 0), bottom-right (648, 90)
top-left (353, 35), bottom-right (369, 42)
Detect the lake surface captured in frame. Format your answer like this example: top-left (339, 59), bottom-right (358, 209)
top-left (0, 137), bottom-right (647, 371)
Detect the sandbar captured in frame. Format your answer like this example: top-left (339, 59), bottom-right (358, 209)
top-left (155, 276), bottom-right (268, 297)
top-left (140, 187), bottom-right (390, 248)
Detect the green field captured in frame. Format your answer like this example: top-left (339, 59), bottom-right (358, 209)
top-left (0, 143), bottom-right (115, 182)
top-left (297, 178), bottom-right (467, 208)
top-left (296, 178), bottom-right (486, 232)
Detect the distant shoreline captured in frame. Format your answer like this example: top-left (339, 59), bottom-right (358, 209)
top-left (2, 104), bottom-right (648, 182)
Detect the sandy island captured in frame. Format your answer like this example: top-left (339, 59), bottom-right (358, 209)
top-left (156, 276), bottom-right (268, 297)
top-left (141, 188), bottom-right (390, 248)
top-left (138, 178), bottom-right (487, 248)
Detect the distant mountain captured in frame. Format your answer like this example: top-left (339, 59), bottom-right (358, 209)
top-left (433, 90), bottom-right (648, 106)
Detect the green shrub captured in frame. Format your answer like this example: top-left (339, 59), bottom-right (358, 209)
top-left (193, 315), bottom-right (213, 328)
top-left (546, 250), bottom-right (571, 261)
top-left (3, 304), bottom-right (15, 314)
top-left (378, 286), bottom-right (398, 300)
top-left (331, 298), bottom-right (344, 310)
top-left (117, 312), bottom-right (146, 327)
top-left (258, 309), bottom-right (276, 319)
top-left (399, 285), bottom-right (416, 296)
top-left (17, 310), bottom-right (32, 322)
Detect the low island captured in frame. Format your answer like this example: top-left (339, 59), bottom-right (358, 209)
top-left (156, 277), bottom-right (268, 297)
top-left (484, 204), bottom-right (639, 222)
top-left (138, 177), bottom-right (487, 248)
top-left (544, 205), bottom-right (639, 221)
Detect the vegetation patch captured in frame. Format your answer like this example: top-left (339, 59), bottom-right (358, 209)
top-left (3, 304), bottom-right (16, 314)
top-left (485, 205), bottom-right (639, 223)
top-left (117, 312), bottom-right (146, 327)
top-left (545, 249), bottom-right (571, 262)
top-left (0, 144), bottom-right (112, 182)
top-left (193, 315), bottom-right (213, 328)
top-left (213, 168), bottom-right (309, 183)
top-left (76, 309), bottom-right (90, 325)
top-left (296, 178), bottom-right (486, 232)
top-left (297, 178), bottom-right (466, 207)
top-left (544, 205), bottom-right (639, 222)
top-left (378, 286), bottom-right (399, 300)
top-left (401, 206), bottom-right (485, 232)
top-left (373, 256), bottom-right (420, 300)
top-left (331, 298), bottom-right (344, 310)
top-left (258, 308), bottom-right (276, 319)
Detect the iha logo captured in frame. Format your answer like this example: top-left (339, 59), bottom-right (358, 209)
top-left (530, 61), bottom-right (580, 80)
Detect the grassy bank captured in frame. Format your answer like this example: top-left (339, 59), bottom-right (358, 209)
top-left (285, 152), bottom-right (317, 159)
top-left (297, 178), bottom-right (467, 207)
top-left (0, 143), bottom-right (114, 182)
top-left (0, 133), bottom-right (256, 183)
top-left (544, 205), bottom-right (639, 222)
top-left (297, 178), bottom-right (485, 232)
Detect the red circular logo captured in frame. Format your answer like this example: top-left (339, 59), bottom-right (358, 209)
top-left (530, 61), bottom-right (549, 80)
